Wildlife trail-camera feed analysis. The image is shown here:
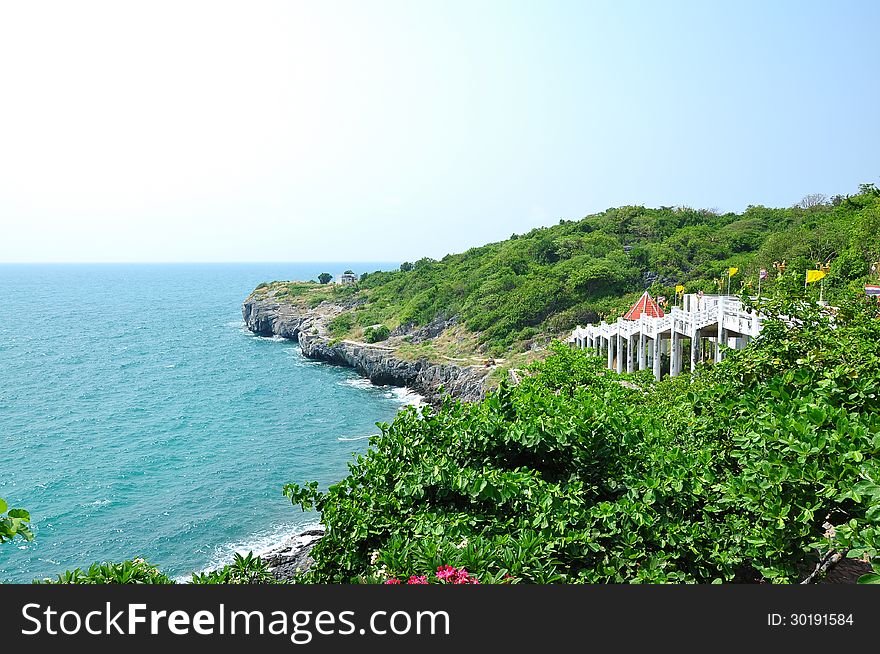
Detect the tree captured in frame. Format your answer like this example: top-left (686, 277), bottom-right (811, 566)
top-left (859, 182), bottom-right (880, 196)
top-left (399, 262), bottom-right (413, 272)
top-left (318, 272), bottom-right (332, 284)
top-left (344, 269), bottom-right (354, 275)
top-left (796, 193), bottom-right (828, 209)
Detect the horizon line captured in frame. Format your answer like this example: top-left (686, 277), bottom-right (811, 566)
top-left (0, 260), bottom-right (403, 266)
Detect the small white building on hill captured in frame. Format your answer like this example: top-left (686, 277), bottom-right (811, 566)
top-left (338, 272), bottom-right (358, 285)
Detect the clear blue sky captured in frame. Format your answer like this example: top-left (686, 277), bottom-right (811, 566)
top-left (1, 0), bottom-right (878, 262)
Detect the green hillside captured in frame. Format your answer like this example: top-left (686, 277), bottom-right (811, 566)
top-left (289, 183), bottom-right (880, 356)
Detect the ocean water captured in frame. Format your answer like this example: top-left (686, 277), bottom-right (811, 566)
top-left (0, 263), bottom-right (408, 583)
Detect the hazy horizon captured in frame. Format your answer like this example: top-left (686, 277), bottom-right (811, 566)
top-left (2, 0), bottom-right (879, 263)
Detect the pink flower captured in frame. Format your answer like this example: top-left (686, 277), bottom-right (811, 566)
top-left (436, 565), bottom-right (458, 581)
top-left (452, 568), bottom-right (480, 584)
top-left (435, 565), bottom-right (480, 584)
top-left (384, 578), bottom-right (401, 585)
top-left (406, 575), bottom-right (428, 585)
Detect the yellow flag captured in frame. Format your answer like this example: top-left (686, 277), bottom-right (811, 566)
top-left (728, 267), bottom-right (738, 277)
top-left (675, 284), bottom-right (685, 294)
top-left (806, 269), bottom-right (827, 284)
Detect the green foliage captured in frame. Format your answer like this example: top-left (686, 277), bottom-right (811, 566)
top-left (363, 324), bottom-right (390, 343)
top-left (40, 559), bottom-right (174, 584)
top-left (190, 552), bottom-right (277, 584)
top-left (858, 562), bottom-right (880, 584)
top-left (286, 292), bottom-right (880, 583)
top-left (0, 498), bottom-right (33, 544)
top-left (318, 272), bottom-right (333, 284)
top-left (328, 313), bottom-right (354, 336)
top-left (39, 553), bottom-right (278, 585)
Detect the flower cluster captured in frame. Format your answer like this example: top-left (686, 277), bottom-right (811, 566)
top-left (436, 565), bottom-right (479, 584)
top-left (384, 565), bottom-right (480, 585)
top-left (406, 575), bottom-right (428, 584)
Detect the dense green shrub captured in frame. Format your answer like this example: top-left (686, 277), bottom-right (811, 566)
top-left (328, 313), bottom-right (354, 336)
top-left (190, 552), bottom-right (276, 584)
top-left (284, 292), bottom-right (880, 583)
top-left (363, 325), bottom-right (390, 343)
top-left (40, 559), bottom-right (174, 584)
top-left (38, 553), bottom-right (277, 584)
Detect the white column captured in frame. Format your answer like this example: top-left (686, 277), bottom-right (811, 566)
top-left (671, 330), bottom-right (681, 377)
top-left (626, 335), bottom-right (635, 373)
top-left (652, 337), bottom-right (662, 380)
top-left (607, 335), bottom-right (614, 370)
top-left (690, 329), bottom-right (700, 372)
top-left (616, 333), bottom-right (623, 373)
top-left (638, 332), bottom-right (646, 371)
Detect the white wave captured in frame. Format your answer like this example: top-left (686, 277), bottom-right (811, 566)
top-left (389, 386), bottom-right (426, 406)
top-left (252, 334), bottom-right (287, 342)
top-left (342, 377), bottom-right (374, 390)
top-left (341, 376), bottom-right (425, 406)
top-left (337, 434), bottom-right (375, 442)
top-left (180, 520), bottom-right (322, 583)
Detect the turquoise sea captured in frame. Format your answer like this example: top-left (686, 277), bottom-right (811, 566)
top-left (0, 263), bottom-right (407, 583)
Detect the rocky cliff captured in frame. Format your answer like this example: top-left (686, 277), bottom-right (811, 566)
top-left (242, 293), bottom-right (489, 404)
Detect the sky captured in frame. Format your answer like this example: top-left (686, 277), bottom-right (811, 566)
top-left (1, 0), bottom-right (878, 263)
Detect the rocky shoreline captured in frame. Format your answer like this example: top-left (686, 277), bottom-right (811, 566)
top-left (242, 292), bottom-right (489, 405)
top-left (260, 528), bottom-right (325, 581)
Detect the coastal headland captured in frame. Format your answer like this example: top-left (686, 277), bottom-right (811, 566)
top-left (242, 284), bottom-right (492, 405)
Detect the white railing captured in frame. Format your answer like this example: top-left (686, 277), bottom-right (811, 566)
top-left (567, 294), bottom-right (765, 378)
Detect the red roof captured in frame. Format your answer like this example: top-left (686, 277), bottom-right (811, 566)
top-left (623, 291), bottom-right (664, 320)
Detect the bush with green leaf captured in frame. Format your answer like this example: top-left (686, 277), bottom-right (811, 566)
top-left (328, 313), bottom-right (354, 336)
top-left (284, 291), bottom-right (880, 583)
top-left (363, 324), bottom-right (390, 343)
top-left (0, 498), bottom-right (33, 545)
top-left (38, 552), bottom-right (278, 584)
top-left (189, 552), bottom-right (276, 584)
top-left (39, 559), bottom-right (174, 584)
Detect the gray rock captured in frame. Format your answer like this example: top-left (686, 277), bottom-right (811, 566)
top-left (261, 528), bottom-right (325, 581)
top-left (408, 315), bottom-right (458, 343)
top-left (242, 295), bottom-right (488, 405)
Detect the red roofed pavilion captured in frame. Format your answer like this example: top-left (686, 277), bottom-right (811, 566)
top-left (623, 291), bottom-right (664, 320)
